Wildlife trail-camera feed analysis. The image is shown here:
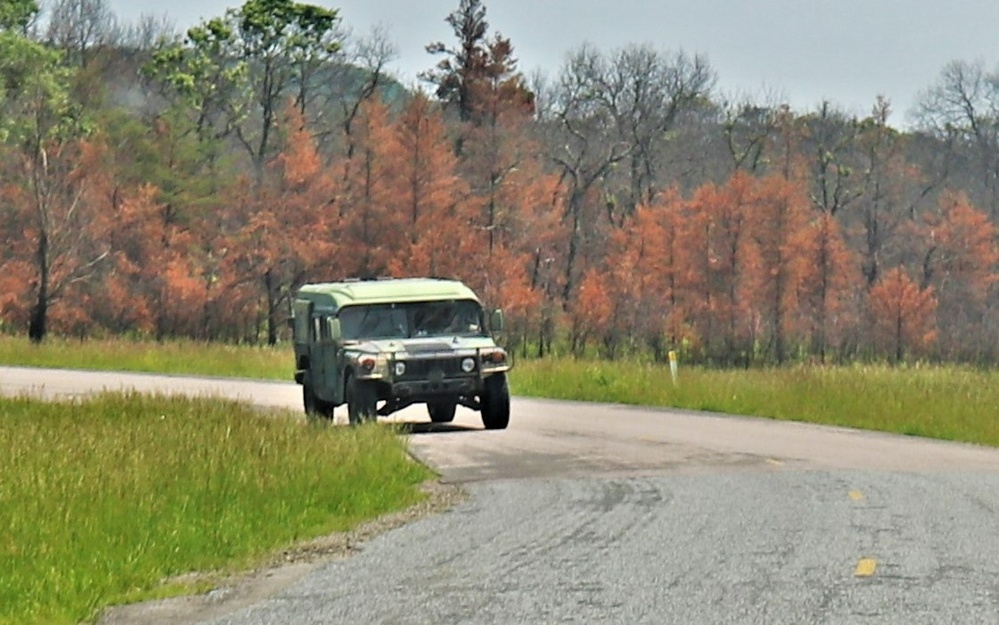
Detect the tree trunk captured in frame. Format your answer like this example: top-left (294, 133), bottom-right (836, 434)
top-left (265, 269), bottom-right (279, 346)
top-left (28, 231), bottom-right (49, 343)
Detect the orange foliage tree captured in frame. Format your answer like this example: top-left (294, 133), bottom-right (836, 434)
top-left (915, 191), bottom-right (999, 359)
top-left (792, 213), bottom-right (860, 362)
top-left (2, 139), bottom-right (115, 341)
top-left (389, 93), bottom-right (469, 278)
top-left (867, 267), bottom-right (937, 363)
top-left (584, 189), bottom-right (689, 360)
top-left (228, 106), bottom-right (337, 344)
top-left (684, 176), bottom-right (754, 363)
top-left (336, 97), bottom-right (406, 278)
top-left (741, 173), bottom-right (811, 363)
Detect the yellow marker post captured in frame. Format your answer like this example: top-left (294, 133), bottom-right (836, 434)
top-left (668, 350), bottom-right (678, 385)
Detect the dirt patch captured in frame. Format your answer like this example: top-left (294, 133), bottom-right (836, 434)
top-left (96, 480), bottom-right (467, 625)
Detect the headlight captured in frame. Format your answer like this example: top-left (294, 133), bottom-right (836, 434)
top-left (481, 349), bottom-right (507, 365)
top-left (394, 361), bottom-right (406, 377)
top-left (461, 357), bottom-right (476, 373)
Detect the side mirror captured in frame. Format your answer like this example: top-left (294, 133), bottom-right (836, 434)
top-left (327, 318), bottom-right (342, 342)
top-left (490, 309), bottom-right (505, 333)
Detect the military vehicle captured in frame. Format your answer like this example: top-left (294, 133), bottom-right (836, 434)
top-left (291, 278), bottom-right (511, 429)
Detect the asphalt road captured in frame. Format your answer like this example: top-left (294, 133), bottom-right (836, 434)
top-left (4, 366), bottom-right (999, 624)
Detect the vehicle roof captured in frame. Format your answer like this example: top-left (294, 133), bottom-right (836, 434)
top-left (297, 278), bottom-right (480, 310)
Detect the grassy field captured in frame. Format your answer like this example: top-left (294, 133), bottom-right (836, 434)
top-left (0, 393), bottom-right (431, 625)
top-left (513, 359), bottom-right (999, 447)
top-left (0, 336), bottom-right (291, 380)
top-left (2, 335), bottom-right (999, 446)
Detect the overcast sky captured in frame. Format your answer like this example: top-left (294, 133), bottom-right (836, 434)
top-left (105, 0), bottom-right (999, 126)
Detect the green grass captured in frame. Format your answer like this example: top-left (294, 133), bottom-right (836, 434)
top-left (3, 338), bottom-right (999, 621)
top-left (0, 393), bottom-right (431, 625)
top-left (0, 336), bottom-right (290, 380)
top-left (512, 359), bottom-right (999, 447)
top-left (3, 335), bottom-right (999, 446)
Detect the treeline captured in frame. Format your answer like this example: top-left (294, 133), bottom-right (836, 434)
top-left (3, 0), bottom-right (999, 365)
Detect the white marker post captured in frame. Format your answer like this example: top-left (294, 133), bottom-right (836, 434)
top-left (668, 350), bottom-right (678, 385)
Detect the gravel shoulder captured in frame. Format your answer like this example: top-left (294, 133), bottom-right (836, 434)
top-left (96, 480), bottom-right (467, 625)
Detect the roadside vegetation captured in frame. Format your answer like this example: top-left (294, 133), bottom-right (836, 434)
top-left (0, 335), bottom-right (290, 381)
top-left (513, 358), bottom-right (999, 447)
top-left (2, 335), bottom-right (999, 447)
top-left (0, 393), bottom-right (430, 625)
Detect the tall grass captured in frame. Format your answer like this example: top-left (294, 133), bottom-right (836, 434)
top-left (3, 335), bottom-right (999, 445)
top-left (512, 359), bottom-right (999, 447)
top-left (0, 336), bottom-right (290, 380)
top-left (0, 393), bottom-right (430, 625)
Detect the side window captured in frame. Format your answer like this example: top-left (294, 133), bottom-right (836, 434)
top-left (293, 301), bottom-right (312, 342)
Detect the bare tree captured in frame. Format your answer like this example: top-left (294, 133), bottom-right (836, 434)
top-left (543, 45), bottom-right (630, 302)
top-left (720, 91), bottom-right (784, 174)
top-left (336, 24), bottom-right (397, 159)
top-left (120, 12), bottom-right (176, 51)
top-left (597, 44), bottom-right (714, 218)
top-left (802, 100), bottom-right (865, 216)
top-left (44, 0), bottom-right (119, 67)
top-left (913, 59), bottom-right (999, 216)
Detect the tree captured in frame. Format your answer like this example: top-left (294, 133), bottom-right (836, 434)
top-left (44, 0), bottom-right (119, 69)
top-left (793, 213), bottom-right (859, 362)
top-left (143, 0), bottom-right (342, 185)
top-left (335, 97), bottom-right (405, 278)
top-left (743, 174), bottom-right (810, 364)
top-left (596, 44), bottom-right (714, 218)
top-left (867, 267), bottom-right (937, 363)
top-left (915, 191), bottom-right (999, 360)
top-left (423, 0), bottom-right (533, 127)
top-left (228, 105), bottom-right (336, 344)
top-left (802, 101), bottom-right (864, 216)
top-left (390, 94), bottom-right (468, 278)
top-left (686, 175), bottom-right (754, 364)
top-left (851, 97), bottom-right (915, 287)
top-left (0, 0), bottom-right (36, 33)
top-left (542, 45), bottom-right (629, 303)
top-left (721, 96), bottom-right (781, 174)
top-left (913, 60), bottom-right (999, 216)
top-left (0, 29), bottom-right (105, 342)
top-left (337, 25), bottom-right (397, 160)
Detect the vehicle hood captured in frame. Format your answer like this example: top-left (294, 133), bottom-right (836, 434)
top-left (348, 336), bottom-right (499, 356)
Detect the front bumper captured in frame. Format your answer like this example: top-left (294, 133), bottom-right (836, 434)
top-left (391, 376), bottom-right (479, 398)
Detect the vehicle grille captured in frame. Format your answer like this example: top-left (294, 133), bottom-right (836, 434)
top-left (395, 357), bottom-right (471, 380)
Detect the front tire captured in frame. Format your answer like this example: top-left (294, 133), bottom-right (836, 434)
top-left (480, 373), bottom-right (510, 430)
top-left (346, 374), bottom-right (378, 425)
top-left (427, 401), bottom-right (457, 423)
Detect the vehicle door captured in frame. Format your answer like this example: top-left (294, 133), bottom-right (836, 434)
top-left (316, 314), bottom-right (343, 404)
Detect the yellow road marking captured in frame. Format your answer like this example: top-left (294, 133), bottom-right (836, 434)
top-left (848, 490), bottom-right (864, 501)
top-left (765, 458), bottom-right (783, 466)
top-left (855, 558), bottom-right (877, 577)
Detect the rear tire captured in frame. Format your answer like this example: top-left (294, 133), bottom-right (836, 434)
top-left (346, 374), bottom-right (378, 425)
top-left (303, 379), bottom-right (335, 420)
top-left (303, 381), bottom-right (318, 416)
top-left (480, 373), bottom-right (510, 430)
top-left (427, 401), bottom-right (457, 423)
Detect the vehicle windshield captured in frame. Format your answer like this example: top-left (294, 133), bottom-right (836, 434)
top-left (339, 300), bottom-right (485, 340)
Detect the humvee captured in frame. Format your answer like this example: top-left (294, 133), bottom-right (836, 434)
top-left (291, 278), bottom-right (511, 429)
